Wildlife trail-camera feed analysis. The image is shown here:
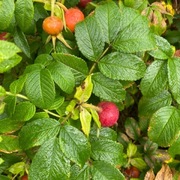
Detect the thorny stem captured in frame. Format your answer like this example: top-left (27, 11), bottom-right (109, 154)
top-left (89, 46), bottom-right (111, 75)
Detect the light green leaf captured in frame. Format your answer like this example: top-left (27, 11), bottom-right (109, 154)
top-left (0, 0), bottom-right (15, 30)
top-left (75, 16), bottom-right (105, 61)
top-left (19, 118), bottom-right (60, 150)
top-left (131, 158), bottom-right (147, 170)
top-left (168, 136), bottom-right (180, 158)
top-left (74, 75), bottom-right (93, 103)
top-left (113, 6), bottom-right (155, 53)
top-left (15, 0), bottom-right (34, 32)
top-left (99, 52), bottom-right (146, 81)
top-left (0, 86), bottom-right (6, 97)
top-left (168, 57), bottom-right (180, 104)
top-left (12, 101), bottom-right (36, 121)
top-left (90, 108), bottom-right (101, 128)
top-left (47, 61), bottom-right (75, 94)
top-left (0, 135), bottom-right (20, 153)
top-left (95, 1), bottom-right (121, 43)
top-left (92, 72), bottom-right (126, 102)
top-left (91, 161), bottom-right (125, 180)
top-left (148, 106), bottom-right (180, 147)
top-left (140, 60), bottom-right (168, 97)
top-left (14, 27), bottom-right (31, 58)
top-left (8, 162), bottom-right (25, 175)
top-left (25, 69), bottom-right (55, 109)
top-left (91, 139), bottom-right (124, 166)
top-left (148, 35), bottom-right (174, 59)
top-left (59, 125), bottom-right (90, 166)
top-left (29, 138), bottom-right (70, 180)
top-left (138, 90), bottom-right (172, 118)
top-left (127, 143), bottom-right (137, 158)
top-left (80, 107), bottom-right (92, 136)
top-left (52, 53), bottom-right (88, 83)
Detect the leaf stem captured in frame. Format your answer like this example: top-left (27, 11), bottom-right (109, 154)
top-left (6, 92), bottom-right (29, 100)
top-left (51, 0), bottom-right (56, 16)
top-left (43, 109), bottom-right (61, 118)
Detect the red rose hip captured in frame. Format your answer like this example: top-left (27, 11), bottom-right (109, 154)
top-left (97, 101), bottom-right (119, 127)
top-left (78, 0), bottom-right (92, 8)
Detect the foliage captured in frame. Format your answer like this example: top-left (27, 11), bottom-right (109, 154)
top-left (0, 0), bottom-right (180, 179)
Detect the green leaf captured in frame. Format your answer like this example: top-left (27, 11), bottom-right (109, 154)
top-left (52, 53), bottom-right (88, 82)
top-left (168, 57), bottom-right (180, 104)
top-left (91, 139), bottom-right (123, 166)
top-left (80, 107), bottom-right (92, 136)
top-left (8, 162), bottom-right (25, 175)
top-left (35, 54), bottom-right (53, 66)
top-left (148, 106), bottom-right (180, 147)
top-left (113, 6), bottom-right (155, 53)
top-left (59, 125), bottom-right (90, 166)
top-left (127, 143), bottom-right (137, 158)
top-left (130, 158), bottom-right (147, 170)
top-left (25, 69), bottom-right (55, 109)
top-left (138, 90), bottom-right (172, 119)
top-left (4, 96), bottom-right (16, 117)
top-left (125, 118), bottom-right (141, 141)
top-left (95, 1), bottom-right (121, 43)
top-left (99, 52), bottom-right (146, 81)
top-left (12, 101), bottom-right (36, 121)
top-left (92, 72), bottom-right (126, 102)
top-left (0, 86), bottom-right (6, 97)
top-left (29, 138), bottom-right (70, 180)
top-left (168, 136), bottom-right (180, 158)
top-left (19, 118), bottom-right (60, 150)
top-left (14, 27), bottom-right (31, 58)
top-left (90, 108), bottom-right (101, 128)
top-left (0, 135), bottom-right (20, 153)
top-left (148, 35), bottom-right (174, 59)
top-left (74, 75), bottom-right (93, 102)
top-left (91, 161), bottom-right (125, 180)
top-left (15, 0), bottom-right (34, 32)
top-left (75, 16), bottom-right (105, 61)
top-left (0, 118), bottom-right (23, 134)
top-left (0, 0), bottom-right (15, 30)
top-left (64, 0), bottom-right (79, 8)
top-left (47, 61), bottom-right (75, 94)
top-left (140, 60), bottom-right (168, 97)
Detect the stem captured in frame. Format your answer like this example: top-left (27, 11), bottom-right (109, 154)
top-left (6, 92), bottom-right (29, 100)
top-left (51, 0), bottom-right (56, 16)
top-left (89, 46), bottom-right (110, 75)
top-left (81, 102), bottom-right (102, 112)
top-left (43, 109), bottom-right (61, 118)
top-left (56, 2), bottom-right (68, 12)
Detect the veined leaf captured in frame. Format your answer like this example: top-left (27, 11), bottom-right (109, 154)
top-left (168, 57), bottom-right (180, 104)
top-left (0, 0), bottom-right (15, 30)
top-left (148, 106), bottom-right (180, 147)
top-left (95, 1), bottom-right (121, 43)
top-left (91, 139), bottom-right (124, 166)
top-left (25, 69), bottom-right (55, 109)
top-left (138, 90), bottom-right (172, 119)
top-left (113, 6), bottom-right (156, 53)
top-left (92, 72), bottom-right (126, 102)
top-left (98, 52), bottom-right (146, 81)
top-left (0, 135), bottom-right (20, 154)
top-left (19, 118), bottom-right (60, 150)
top-left (75, 16), bottom-right (105, 61)
top-left (148, 35), bottom-right (174, 59)
top-left (47, 61), bottom-right (75, 94)
top-left (91, 161), bottom-right (125, 180)
top-left (15, 0), bottom-right (34, 32)
top-left (59, 125), bottom-right (90, 166)
top-left (140, 60), bottom-right (168, 97)
top-left (29, 138), bottom-right (70, 180)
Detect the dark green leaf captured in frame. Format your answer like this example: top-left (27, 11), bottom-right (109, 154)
top-left (0, 0), bottom-right (15, 30)
top-left (0, 135), bottom-right (20, 153)
top-left (4, 96), bottom-right (16, 117)
top-left (19, 118), bottom-right (60, 150)
top-left (99, 52), bottom-right (146, 81)
top-left (148, 35), bottom-right (174, 59)
top-left (95, 1), bottom-right (121, 43)
top-left (91, 139), bottom-right (123, 166)
top-left (25, 69), bottom-right (55, 109)
top-left (138, 90), bottom-right (172, 118)
top-left (91, 161), bottom-right (125, 180)
top-left (14, 27), bottom-right (31, 58)
top-left (15, 0), bottom-right (34, 32)
top-left (59, 125), bottom-right (90, 166)
top-left (148, 106), bottom-right (180, 147)
top-left (92, 72), bottom-right (126, 102)
top-left (75, 16), bottom-right (105, 61)
top-left (113, 6), bottom-right (155, 53)
top-left (29, 138), bottom-right (70, 180)
top-left (140, 60), bottom-right (168, 97)
top-left (47, 61), bottom-right (75, 94)
top-left (168, 57), bottom-right (180, 104)
top-left (35, 54), bottom-right (53, 66)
